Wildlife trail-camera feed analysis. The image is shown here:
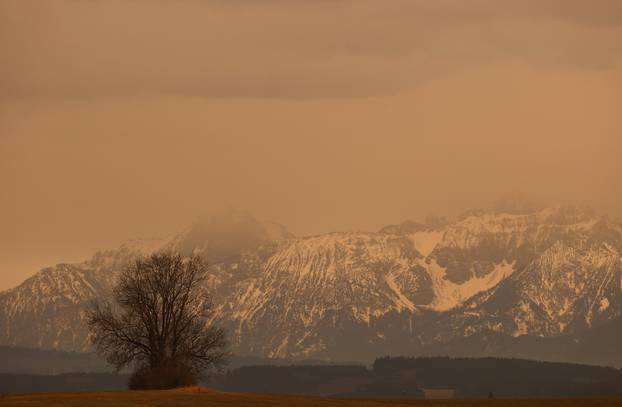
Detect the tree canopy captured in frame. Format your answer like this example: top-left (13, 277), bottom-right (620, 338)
top-left (87, 252), bottom-right (227, 387)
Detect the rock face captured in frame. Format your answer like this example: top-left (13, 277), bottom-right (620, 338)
top-left (1, 206), bottom-right (621, 363)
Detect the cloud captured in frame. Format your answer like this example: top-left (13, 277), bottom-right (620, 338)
top-left (1, 1), bottom-right (621, 290)
top-left (1, 0), bottom-right (621, 100)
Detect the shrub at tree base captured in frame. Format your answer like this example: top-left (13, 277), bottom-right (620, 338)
top-left (129, 362), bottom-right (197, 390)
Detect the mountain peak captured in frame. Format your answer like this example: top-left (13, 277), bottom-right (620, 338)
top-left (544, 204), bottom-right (598, 225)
top-left (492, 197), bottom-right (545, 215)
top-left (166, 210), bottom-right (292, 262)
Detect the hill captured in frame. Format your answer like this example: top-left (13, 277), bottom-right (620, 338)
top-left (0, 346), bottom-right (111, 375)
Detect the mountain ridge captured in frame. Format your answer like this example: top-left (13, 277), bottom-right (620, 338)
top-left (1, 205), bottom-right (620, 364)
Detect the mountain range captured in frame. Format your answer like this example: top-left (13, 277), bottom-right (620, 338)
top-left (1, 205), bottom-right (621, 366)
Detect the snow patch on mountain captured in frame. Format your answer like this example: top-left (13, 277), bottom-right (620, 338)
top-left (385, 273), bottom-right (416, 312)
top-left (409, 231), bottom-right (443, 257)
top-left (600, 298), bottom-right (610, 312)
top-left (426, 260), bottom-right (515, 311)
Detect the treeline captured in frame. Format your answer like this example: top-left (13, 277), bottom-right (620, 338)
top-left (4, 355), bottom-right (622, 398)
top-left (210, 365), bottom-right (391, 398)
top-left (210, 357), bottom-right (622, 399)
top-left (374, 357), bottom-right (622, 398)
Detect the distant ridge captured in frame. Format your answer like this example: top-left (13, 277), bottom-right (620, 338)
top-left (0, 345), bottom-right (334, 375)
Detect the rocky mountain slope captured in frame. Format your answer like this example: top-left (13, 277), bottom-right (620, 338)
top-left (1, 206), bottom-right (620, 364)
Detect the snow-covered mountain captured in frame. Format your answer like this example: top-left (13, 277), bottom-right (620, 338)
top-left (421, 207), bottom-right (622, 339)
top-left (1, 206), bottom-right (621, 363)
top-left (0, 209), bottom-right (291, 351)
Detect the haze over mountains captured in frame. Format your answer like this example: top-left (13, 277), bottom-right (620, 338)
top-left (1, 204), bottom-right (621, 366)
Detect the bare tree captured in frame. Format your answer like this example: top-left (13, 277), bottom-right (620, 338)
top-left (86, 252), bottom-right (227, 388)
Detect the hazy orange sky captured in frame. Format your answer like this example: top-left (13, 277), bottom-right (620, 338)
top-left (1, 0), bottom-right (621, 290)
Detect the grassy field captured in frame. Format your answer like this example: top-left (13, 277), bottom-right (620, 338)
top-left (1, 388), bottom-right (622, 407)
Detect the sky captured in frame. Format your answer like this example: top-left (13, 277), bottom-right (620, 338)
top-left (1, 0), bottom-right (621, 290)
